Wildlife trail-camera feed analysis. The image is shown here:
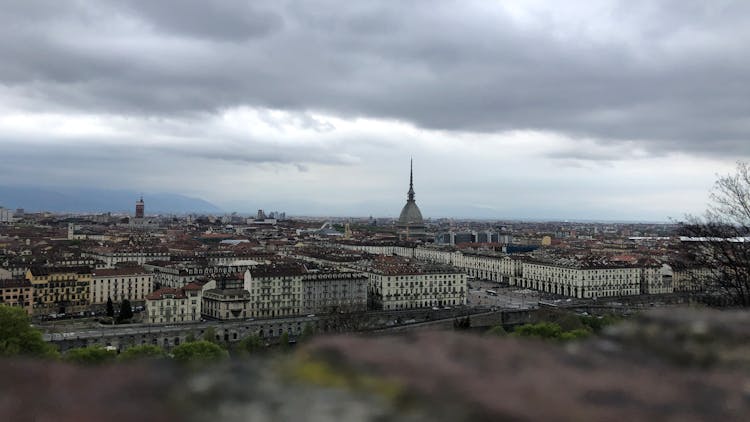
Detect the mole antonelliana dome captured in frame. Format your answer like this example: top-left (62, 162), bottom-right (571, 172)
top-left (397, 160), bottom-right (426, 239)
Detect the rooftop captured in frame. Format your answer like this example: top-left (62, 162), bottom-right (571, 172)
top-left (93, 267), bottom-right (148, 277)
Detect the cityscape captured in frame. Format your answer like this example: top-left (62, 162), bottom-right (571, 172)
top-left (2, 1), bottom-right (750, 421)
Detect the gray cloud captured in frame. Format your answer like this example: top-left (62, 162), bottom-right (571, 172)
top-left (118, 0), bottom-right (284, 41)
top-left (1, 0), bottom-right (749, 159)
top-left (0, 0), bottom-right (747, 221)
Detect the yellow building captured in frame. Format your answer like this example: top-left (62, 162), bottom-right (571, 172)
top-left (26, 266), bottom-right (92, 316)
top-left (0, 279), bottom-right (34, 315)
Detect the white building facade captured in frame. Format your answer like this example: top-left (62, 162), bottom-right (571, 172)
top-left (244, 266), bottom-right (305, 319)
top-left (145, 280), bottom-right (214, 324)
top-left (365, 259), bottom-right (467, 311)
top-left (83, 250), bottom-right (170, 268)
top-left (302, 271), bottom-right (368, 314)
top-left (519, 261), bottom-right (673, 298)
top-left (91, 267), bottom-right (153, 304)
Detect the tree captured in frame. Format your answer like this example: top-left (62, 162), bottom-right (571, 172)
top-left (118, 299), bottom-right (133, 323)
top-left (106, 297), bottom-right (115, 318)
top-left (279, 332), bottom-right (290, 350)
top-left (300, 323), bottom-right (315, 342)
top-left (680, 162), bottom-right (750, 306)
top-left (202, 327), bottom-right (219, 344)
top-left (453, 316), bottom-right (471, 330)
top-left (512, 322), bottom-right (564, 339)
top-left (64, 346), bottom-right (116, 365)
top-left (0, 305), bottom-right (59, 359)
top-left (118, 344), bottom-right (166, 361)
top-left (172, 341), bottom-right (228, 365)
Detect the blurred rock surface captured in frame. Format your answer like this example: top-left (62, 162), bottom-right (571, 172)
top-left (1, 307), bottom-right (749, 421)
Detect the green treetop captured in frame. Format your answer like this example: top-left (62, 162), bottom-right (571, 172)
top-left (0, 305), bottom-right (59, 359)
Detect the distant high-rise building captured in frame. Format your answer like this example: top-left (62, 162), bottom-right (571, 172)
top-left (0, 207), bottom-right (13, 223)
top-left (453, 232), bottom-right (475, 244)
top-left (135, 196), bottom-right (145, 219)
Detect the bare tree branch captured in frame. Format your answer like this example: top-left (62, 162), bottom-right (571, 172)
top-left (680, 162), bottom-right (750, 306)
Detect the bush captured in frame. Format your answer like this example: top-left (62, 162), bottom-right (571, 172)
top-left (119, 344), bottom-right (167, 361)
top-left (580, 314), bottom-right (621, 333)
top-left (513, 322), bottom-right (564, 339)
top-left (532, 309), bottom-right (586, 331)
top-left (0, 305), bottom-right (59, 359)
top-left (485, 325), bottom-right (507, 337)
top-left (554, 313), bottom-right (588, 331)
top-left (172, 341), bottom-right (228, 365)
top-left (559, 328), bottom-right (592, 341)
top-left (64, 346), bottom-right (116, 365)
top-left (512, 322), bottom-right (592, 342)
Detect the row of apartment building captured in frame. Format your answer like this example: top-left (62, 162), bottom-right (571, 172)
top-left (0, 266), bottom-right (152, 316)
top-left (144, 266), bottom-right (369, 324)
top-left (340, 244), bottom-right (690, 299)
top-left (144, 255), bottom-right (469, 324)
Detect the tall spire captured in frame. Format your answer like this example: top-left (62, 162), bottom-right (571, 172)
top-left (407, 158), bottom-right (415, 201)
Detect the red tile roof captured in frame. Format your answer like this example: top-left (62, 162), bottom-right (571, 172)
top-left (145, 287), bottom-right (186, 300)
top-left (183, 282), bottom-right (204, 291)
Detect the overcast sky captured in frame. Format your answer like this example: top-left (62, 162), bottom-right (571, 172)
top-left (1, 0), bottom-right (748, 220)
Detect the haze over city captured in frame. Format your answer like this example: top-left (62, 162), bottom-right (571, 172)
top-left (2, 1), bottom-right (749, 219)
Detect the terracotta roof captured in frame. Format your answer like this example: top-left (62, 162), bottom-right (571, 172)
top-left (183, 282), bottom-right (204, 291)
top-left (145, 287), bottom-right (186, 300)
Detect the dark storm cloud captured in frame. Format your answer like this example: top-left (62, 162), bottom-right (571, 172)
top-left (118, 0), bottom-right (284, 41)
top-left (1, 0), bottom-right (749, 158)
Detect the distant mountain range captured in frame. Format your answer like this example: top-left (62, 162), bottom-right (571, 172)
top-left (0, 186), bottom-right (222, 214)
